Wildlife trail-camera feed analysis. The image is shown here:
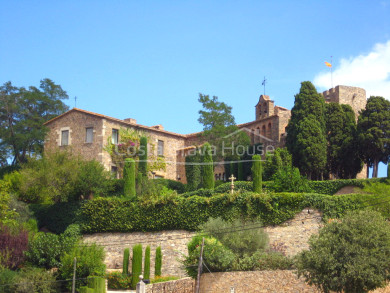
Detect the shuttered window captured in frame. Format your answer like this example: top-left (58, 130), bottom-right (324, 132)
top-left (86, 127), bottom-right (93, 143)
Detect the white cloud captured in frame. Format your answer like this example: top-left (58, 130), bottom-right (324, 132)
top-left (313, 40), bottom-right (390, 100)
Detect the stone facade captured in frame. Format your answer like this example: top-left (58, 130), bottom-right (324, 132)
top-left (145, 278), bottom-right (195, 293)
top-left (44, 85), bottom-right (368, 181)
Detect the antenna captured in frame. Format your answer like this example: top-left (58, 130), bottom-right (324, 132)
top-left (74, 96), bottom-right (77, 108)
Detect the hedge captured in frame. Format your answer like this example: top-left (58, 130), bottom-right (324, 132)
top-left (154, 179), bottom-right (186, 194)
top-left (31, 191), bottom-right (388, 234)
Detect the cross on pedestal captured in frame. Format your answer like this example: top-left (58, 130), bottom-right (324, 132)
top-left (229, 174), bottom-right (236, 194)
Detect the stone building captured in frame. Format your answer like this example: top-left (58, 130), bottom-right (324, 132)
top-left (43, 85), bottom-right (367, 182)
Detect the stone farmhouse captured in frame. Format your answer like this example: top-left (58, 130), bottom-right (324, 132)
top-left (43, 85), bottom-right (367, 182)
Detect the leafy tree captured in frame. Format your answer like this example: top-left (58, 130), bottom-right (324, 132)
top-left (252, 154), bottom-right (262, 192)
top-left (286, 81), bottom-right (327, 179)
top-left (201, 143), bottom-right (214, 189)
top-left (197, 93), bottom-right (250, 162)
top-left (326, 103), bottom-right (362, 179)
top-left (357, 96), bottom-right (390, 178)
top-left (297, 210), bottom-right (390, 293)
top-left (0, 79), bottom-right (69, 165)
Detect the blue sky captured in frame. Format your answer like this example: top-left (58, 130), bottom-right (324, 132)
top-left (1, 1), bottom-right (390, 176)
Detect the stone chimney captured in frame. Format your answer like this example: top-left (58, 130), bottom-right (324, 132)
top-left (124, 118), bottom-right (137, 124)
top-left (151, 124), bottom-right (164, 130)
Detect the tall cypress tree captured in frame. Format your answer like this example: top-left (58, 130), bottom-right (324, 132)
top-left (252, 154), bottom-right (262, 193)
top-left (202, 142), bottom-right (215, 189)
top-left (185, 149), bottom-right (201, 191)
top-left (138, 136), bottom-right (148, 177)
top-left (286, 81), bottom-right (327, 179)
top-left (123, 158), bottom-right (136, 198)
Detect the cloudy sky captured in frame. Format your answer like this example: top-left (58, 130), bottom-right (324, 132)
top-left (1, 0), bottom-right (390, 175)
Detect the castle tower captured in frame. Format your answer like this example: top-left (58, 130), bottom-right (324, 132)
top-left (255, 95), bottom-right (275, 120)
top-left (322, 85), bottom-right (367, 118)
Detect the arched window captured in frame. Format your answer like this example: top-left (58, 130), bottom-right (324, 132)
top-left (261, 125), bottom-right (266, 137)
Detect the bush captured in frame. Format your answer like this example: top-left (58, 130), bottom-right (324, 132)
top-left (59, 243), bottom-right (105, 291)
top-left (131, 244), bottom-right (142, 289)
top-left (233, 251), bottom-right (294, 271)
top-left (272, 165), bottom-right (311, 193)
top-left (202, 217), bottom-right (268, 257)
top-left (106, 271), bottom-right (131, 289)
top-left (307, 178), bottom-right (383, 195)
top-left (13, 267), bottom-right (59, 293)
top-left (184, 235), bottom-right (235, 278)
top-left (155, 246), bottom-right (162, 277)
top-left (154, 179), bottom-right (186, 194)
top-left (87, 276), bottom-right (106, 293)
top-left (297, 210), bottom-right (390, 293)
top-left (0, 225), bottom-right (28, 269)
top-left (0, 268), bottom-right (18, 293)
top-left (214, 181), bottom-right (253, 193)
top-left (25, 225), bottom-right (80, 269)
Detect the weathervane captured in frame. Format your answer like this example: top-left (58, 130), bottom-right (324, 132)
top-left (261, 77), bottom-right (267, 95)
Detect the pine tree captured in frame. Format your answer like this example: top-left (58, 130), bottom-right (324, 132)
top-left (252, 154), bottom-right (262, 193)
top-left (202, 142), bottom-right (214, 189)
top-left (123, 158), bottom-right (136, 198)
top-left (138, 136), bottom-right (148, 177)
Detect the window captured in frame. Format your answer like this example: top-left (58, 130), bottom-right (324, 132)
top-left (112, 129), bottom-right (119, 144)
top-left (86, 127), bottom-right (93, 143)
top-left (61, 130), bottom-right (69, 146)
top-left (158, 140), bottom-right (164, 156)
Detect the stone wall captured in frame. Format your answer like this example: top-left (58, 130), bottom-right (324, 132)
top-left (83, 230), bottom-right (196, 277)
top-left (145, 277), bottom-right (195, 293)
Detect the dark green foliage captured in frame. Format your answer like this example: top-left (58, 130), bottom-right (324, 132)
top-left (123, 158), bottom-right (136, 198)
top-left (237, 161), bottom-right (244, 181)
top-left (59, 243), bottom-right (106, 290)
top-left (144, 246), bottom-right (150, 280)
top-left (241, 143), bottom-right (263, 181)
top-left (297, 210), bottom-right (390, 293)
top-left (286, 81), bottom-right (327, 179)
top-left (0, 268), bottom-right (18, 293)
top-left (233, 250), bottom-right (294, 271)
top-left (87, 276), bottom-right (106, 293)
top-left (307, 178), bottom-right (383, 195)
top-left (326, 103), bottom-right (362, 179)
top-left (185, 150), bottom-right (202, 191)
top-left (122, 248), bottom-right (130, 275)
top-left (181, 188), bottom-right (215, 198)
top-left (263, 148), bottom-right (292, 181)
top-left (214, 181), bottom-right (253, 193)
top-left (0, 79), bottom-right (69, 165)
top-left (131, 244), bottom-right (143, 289)
top-left (139, 136), bottom-right (148, 177)
top-left (184, 235), bottom-right (235, 278)
top-left (252, 155), bottom-right (262, 193)
top-left (11, 267), bottom-right (59, 293)
top-left (272, 165), bottom-right (310, 193)
top-left (79, 287), bottom-right (95, 293)
top-left (201, 143), bottom-right (214, 189)
top-left (155, 246), bottom-right (162, 277)
top-left (106, 271), bottom-right (132, 289)
top-left (357, 96), bottom-right (390, 177)
top-left (154, 178), bottom-right (186, 194)
top-left (388, 162), bottom-right (390, 179)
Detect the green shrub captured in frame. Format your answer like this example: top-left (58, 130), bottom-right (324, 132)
top-left (154, 179), bottom-right (186, 194)
top-left (181, 188), bottom-right (214, 198)
top-left (123, 158), bottom-right (136, 199)
top-left (106, 271), bottom-right (131, 289)
top-left (155, 246), bottom-right (162, 277)
top-left (139, 136), bottom-right (148, 177)
top-left (252, 155), bottom-right (262, 193)
top-left (214, 181), bottom-right (253, 193)
top-left (122, 248), bottom-right (129, 275)
top-left (0, 268), bottom-right (18, 293)
top-left (131, 244), bottom-right (142, 289)
top-left (297, 210), bottom-right (390, 293)
top-left (144, 246), bottom-right (150, 280)
top-left (59, 243), bottom-right (105, 291)
top-left (79, 287), bottom-right (94, 293)
top-left (13, 267), bottom-right (59, 293)
top-left (201, 143), bottom-right (214, 189)
top-left (87, 276), bottom-right (106, 293)
top-left (0, 225), bottom-right (29, 270)
top-left (233, 251), bottom-right (294, 271)
top-left (201, 217), bottom-right (268, 257)
top-left (25, 225), bottom-right (80, 269)
top-left (307, 178), bottom-right (383, 195)
top-left (272, 166), bottom-right (310, 193)
top-left (183, 235), bottom-right (235, 278)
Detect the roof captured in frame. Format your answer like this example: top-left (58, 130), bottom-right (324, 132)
top-left (44, 108), bottom-right (188, 138)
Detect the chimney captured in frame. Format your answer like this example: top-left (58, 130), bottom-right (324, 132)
top-left (124, 118), bottom-right (137, 124)
top-left (151, 124), bottom-right (164, 130)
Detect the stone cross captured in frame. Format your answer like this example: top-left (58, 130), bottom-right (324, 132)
top-left (229, 174), bottom-right (236, 194)
top-left (136, 275), bottom-right (145, 293)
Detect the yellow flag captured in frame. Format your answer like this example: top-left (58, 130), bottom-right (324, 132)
top-left (325, 61), bottom-right (332, 68)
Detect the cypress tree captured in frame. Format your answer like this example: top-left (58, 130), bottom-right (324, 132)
top-left (202, 142), bottom-right (214, 189)
top-left (139, 136), bottom-right (148, 177)
top-left (131, 244), bottom-right (143, 289)
top-left (122, 248), bottom-right (130, 275)
top-left (155, 246), bottom-right (162, 277)
top-left (252, 154), bottom-right (262, 193)
top-left (185, 149), bottom-right (201, 191)
top-left (237, 160), bottom-right (244, 181)
top-left (144, 246), bottom-right (151, 280)
top-left (123, 158), bottom-right (136, 198)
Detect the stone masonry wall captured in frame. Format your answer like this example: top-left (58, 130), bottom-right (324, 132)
top-left (83, 208), bottom-right (322, 278)
top-left (145, 277), bottom-right (195, 293)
